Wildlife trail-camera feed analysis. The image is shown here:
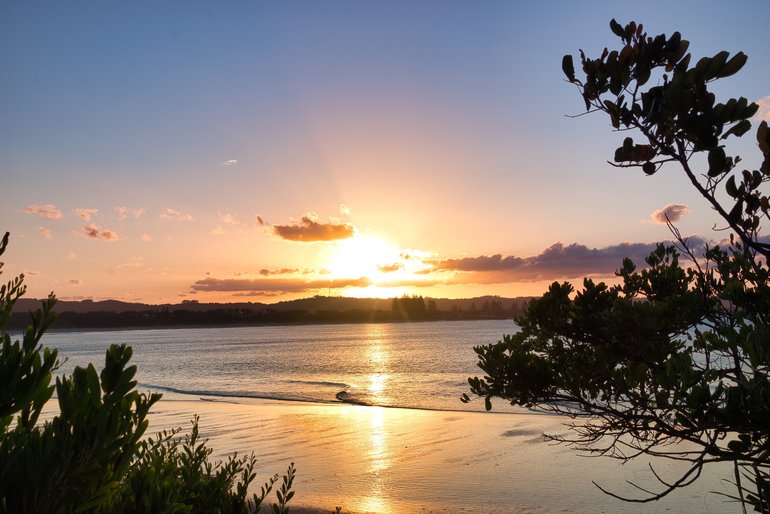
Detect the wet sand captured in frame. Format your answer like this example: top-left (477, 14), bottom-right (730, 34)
top-left (146, 392), bottom-right (737, 514)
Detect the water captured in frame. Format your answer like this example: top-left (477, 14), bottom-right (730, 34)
top-left (35, 320), bottom-right (737, 512)
top-left (42, 320), bottom-right (517, 413)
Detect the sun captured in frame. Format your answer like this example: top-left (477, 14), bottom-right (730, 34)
top-left (323, 234), bottom-right (430, 297)
top-left (325, 234), bottom-right (399, 281)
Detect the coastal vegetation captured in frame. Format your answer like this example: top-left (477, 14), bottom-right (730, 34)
top-left (8, 295), bottom-right (528, 331)
top-left (0, 232), bottom-right (296, 513)
top-left (466, 20), bottom-right (770, 512)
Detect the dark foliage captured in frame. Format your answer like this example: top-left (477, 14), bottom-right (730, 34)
top-left (0, 232), bottom-right (296, 513)
top-left (466, 20), bottom-right (770, 512)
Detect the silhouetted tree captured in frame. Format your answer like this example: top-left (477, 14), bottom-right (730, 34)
top-left (465, 20), bottom-right (770, 512)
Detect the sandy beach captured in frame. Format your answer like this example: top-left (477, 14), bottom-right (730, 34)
top-left (144, 392), bottom-right (737, 514)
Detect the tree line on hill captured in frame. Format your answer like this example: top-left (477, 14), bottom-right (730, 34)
top-left (8, 295), bottom-right (532, 330)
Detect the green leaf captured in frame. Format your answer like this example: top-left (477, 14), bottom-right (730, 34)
top-left (722, 119), bottom-right (751, 139)
top-left (704, 50), bottom-right (729, 79)
top-left (707, 147), bottom-right (726, 176)
top-left (728, 199), bottom-right (744, 223)
top-left (758, 120), bottom-right (770, 153)
top-left (717, 51), bottom-right (747, 78)
top-left (562, 55), bottom-right (575, 82)
top-left (609, 19), bottom-right (625, 38)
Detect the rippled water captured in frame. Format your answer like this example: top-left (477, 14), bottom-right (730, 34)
top-left (43, 320), bottom-right (518, 412)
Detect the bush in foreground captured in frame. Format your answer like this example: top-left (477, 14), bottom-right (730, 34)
top-left (0, 232), bottom-right (295, 513)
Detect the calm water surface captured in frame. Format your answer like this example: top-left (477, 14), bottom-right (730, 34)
top-left (45, 320), bottom-right (517, 412)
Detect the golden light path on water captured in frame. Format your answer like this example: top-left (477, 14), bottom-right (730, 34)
top-left (361, 324), bottom-right (392, 512)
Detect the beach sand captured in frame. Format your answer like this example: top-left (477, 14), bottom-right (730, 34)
top-left (144, 392), bottom-right (737, 514)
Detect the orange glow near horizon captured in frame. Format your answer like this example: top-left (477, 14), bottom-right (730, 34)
top-left (324, 234), bottom-right (434, 298)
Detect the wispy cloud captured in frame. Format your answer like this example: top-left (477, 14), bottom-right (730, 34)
top-left (650, 204), bottom-right (689, 224)
top-left (210, 227), bottom-right (225, 236)
top-left (38, 227), bottom-right (52, 239)
top-left (74, 208), bottom-right (98, 221)
top-left (221, 159), bottom-right (238, 167)
top-left (377, 263), bottom-right (402, 273)
top-left (259, 267), bottom-right (300, 276)
top-left (160, 208), bottom-right (193, 221)
top-left (115, 207), bottom-right (145, 220)
top-left (68, 279), bottom-right (81, 285)
top-left (218, 212), bottom-right (239, 225)
top-left (273, 213), bottom-right (356, 242)
top-left (140, 233), bottom-right (152, 242)
top-left (755, 95), bottom-right (770, 122)
top-left (80, 224), bottom-right (119, 241)
top-left (23, 204), bottom-right (62, 219)
top-left (67, 250), bottom-right (77, 260)
top-left (117, 257), bottom-right (143, 269)
top-left (191, 276), bottom-right (372, 295)
top-left (340, 204), bottom-right (351, 216)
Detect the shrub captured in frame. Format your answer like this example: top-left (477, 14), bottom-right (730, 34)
top-left (0, 232), bottom-right (295, 513)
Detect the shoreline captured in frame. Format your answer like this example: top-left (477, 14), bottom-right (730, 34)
top-left (143, 391), bottom-right (736, 514)
top-left (36, 316), bottom-right (517, 334)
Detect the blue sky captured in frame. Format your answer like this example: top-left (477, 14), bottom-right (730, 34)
top-left (3, 1), bottom-right (769, 302)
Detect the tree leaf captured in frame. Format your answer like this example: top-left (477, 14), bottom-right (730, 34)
top-left (609, 19), bottom-right (625, 38)
top-left (722, 119), bottom-right (751, 139)
top-left (562, 55), bottom-right (576, 82)
top-left (708, 147), bottom-right (726, 176)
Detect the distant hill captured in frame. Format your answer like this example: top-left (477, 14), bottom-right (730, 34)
top-left (10, 295), bottom-right (534, 330)
top-left (13, 298), bottom-right (269, 314)
top-left (14, 295), bottom-right (530, 315)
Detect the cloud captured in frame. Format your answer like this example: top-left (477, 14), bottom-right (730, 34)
top-left (68, 279), bottom-right (81, 285)
top-left (160, 208), bottom-right (193, 221)
top-left (190, 276), bottom-right (372, 295)
top-left (140, 233), bottom-right (152, 242)
top-left (218, 212), bottom-right (239, 224)
top-left (651, 204), bottom-right (690, 224)
top-left (80, 224), bottom-right (119, 241)
top-left (259, 267), bottom-right (300, 276)
top-left (272, 213), bottom-right (356, 242)
top-left (67, 250), bottom-right (77, 260)
top-left (340, 204), bottom-right (351, 216)
top-left (428, 238), bottom-right (709, 284)
top-left (117, 257), bottom-right (143, 269)
top-left (755, 95), bottom-right (770, 121)
top-left (232, 291), bottom-right (284, 298)
top-left (74, 208), bottom-right (98, 221)
top-left (38, 227), bottom-right (52, 239)
top-left (115, 207), bottom-right (145, 220)
top-left (210, 227), bottom-right (225, 236)
top-left (377, 263), bottom-right (403, 273)
top-left (23, 204), bottom-right (62, 219)
top-left (221, 159), bottom-right (238, 166)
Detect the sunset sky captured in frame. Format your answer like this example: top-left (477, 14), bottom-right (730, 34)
top-left (3, 1), bottom-right (770, 304)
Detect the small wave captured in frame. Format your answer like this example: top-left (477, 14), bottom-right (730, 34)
top-left (140, 383), bottom-right (337, 405)
top-left (283, 379), bottom-right (350, 388)
top-left (140, 383), bottom-right (523, 415)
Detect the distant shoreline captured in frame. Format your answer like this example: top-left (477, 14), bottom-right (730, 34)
top-left (36, 316), bottom-right (518, 334)
top-left (11, 294), bottom-right (531, 331)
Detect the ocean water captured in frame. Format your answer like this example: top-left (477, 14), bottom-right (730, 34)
top-left (43, 320), bottom-right (517, 413)
top-left (37, 320), bottom-right (737, 512)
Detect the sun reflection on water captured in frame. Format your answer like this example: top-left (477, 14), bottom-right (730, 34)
top-left (363, 324), bottom-right (393, 405)
top-left (354, 326), bottom-right (398, 512)
top-left (361, 406), bottom-right (391, 512)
